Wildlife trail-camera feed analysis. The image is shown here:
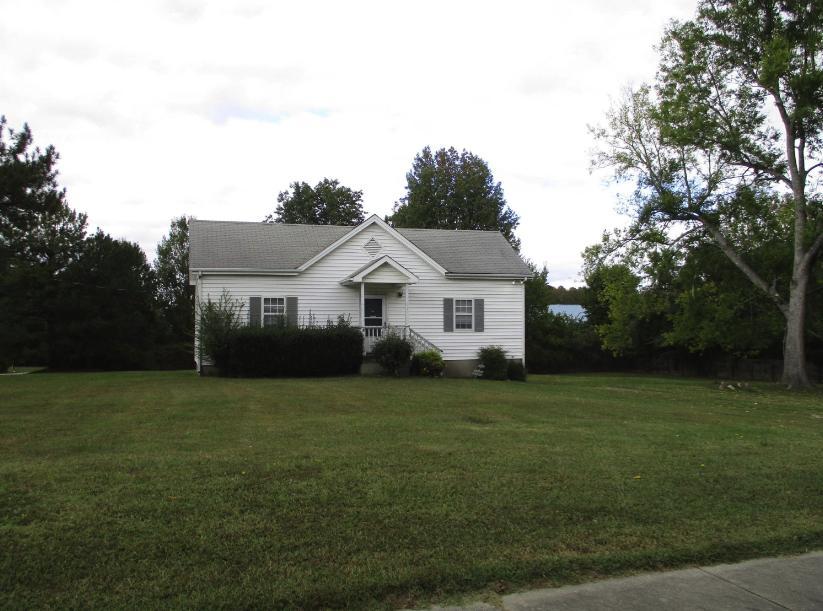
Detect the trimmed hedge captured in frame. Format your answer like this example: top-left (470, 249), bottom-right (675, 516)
top-left (215, 325), bottom-right (363, 377)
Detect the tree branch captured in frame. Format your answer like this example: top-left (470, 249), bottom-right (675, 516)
top-left (699, 217), bottom-right (788, 318)
top-left (801, 232), bottom-right (823, 271)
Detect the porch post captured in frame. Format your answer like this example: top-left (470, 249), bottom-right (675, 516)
top-left (360, 281), bottom-right (365, 327)
top-left (404, 284), bottom-right (409, 327)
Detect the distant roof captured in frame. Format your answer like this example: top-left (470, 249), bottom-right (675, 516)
top-left (190, 219), bottom-right (531, 277)
top-left (548, 304), bottom-right (587, 320)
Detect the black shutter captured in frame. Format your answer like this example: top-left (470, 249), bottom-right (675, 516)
top-left (249, 296), bottom-right (261, 327)
top-left (443, 298), bottom-right (453, 332)
top-left (286, 296), bottom-right (298, 327)
top-left (474, 299), bottom-right (484, 332)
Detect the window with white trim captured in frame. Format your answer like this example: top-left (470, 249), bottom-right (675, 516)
top-left (454, 299), bottom-right (473, 330)
top-left (263, 297), bottom-right (285, 326)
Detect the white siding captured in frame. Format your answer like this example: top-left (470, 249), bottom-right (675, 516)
top-left (197, 224), bottom-right (525, 361)
top-left (362, 262), bottom-right (411, 284)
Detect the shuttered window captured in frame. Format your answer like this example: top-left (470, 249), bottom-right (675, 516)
top-left (454, 299), bottom-right (473, 330)
top-left (445, 298), bottom-right (484, 332)
top-left (263, 297), bottom-right (285, 326)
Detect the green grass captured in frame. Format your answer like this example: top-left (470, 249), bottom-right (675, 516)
top-left (1, 372), bottom-right (822, 609)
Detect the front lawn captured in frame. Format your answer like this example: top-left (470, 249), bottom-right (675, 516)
top-left (1, 372), bottom-right (822, 608)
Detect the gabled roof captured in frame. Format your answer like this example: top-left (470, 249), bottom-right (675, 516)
top-left (342, 255), bottom-right (418, 284)
top-left (189, 216), bottom-right (532, 278)
top-left (298, 215), bottom-right (446, 274)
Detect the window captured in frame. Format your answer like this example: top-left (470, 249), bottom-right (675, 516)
top-left (263, 297), bottom-right (285, 326)
top-left (454, 299), bottom-right (473, 330)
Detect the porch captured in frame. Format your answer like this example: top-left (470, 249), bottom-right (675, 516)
top-left (358, 324), bottom-right (441, 355)
top-left (341, 254), bottom-right (440, 355)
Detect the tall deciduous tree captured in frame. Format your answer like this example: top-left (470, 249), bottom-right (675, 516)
top-left (265, 178), bottom-right (365, 225)
top-left (389, 146), bottom-right (521, 249)
top-left (155, 215), bottom-right (194, 343)
top-left (591, 0), bottom-right (822, 388)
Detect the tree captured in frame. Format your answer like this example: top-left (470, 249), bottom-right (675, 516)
top-left (591, 0), bottom-right (822, 388)
top-left (155, 215), bottom-right (194, 344)
top-left (51, 232), bottom-right (160, 370)
top-left (265, 178), bottom-right (365, 225)
top-left (0, 116), bottom-right (69, 264)
top-left (389, 146), bottom-right (521, 249)
top-left (0, 117), bottom-right (87, 366)
top-left (524, 264), bottom-right (606, 372)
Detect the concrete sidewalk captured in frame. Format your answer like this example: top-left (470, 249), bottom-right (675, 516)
top-left (427, 551), bottom-right (823, 611)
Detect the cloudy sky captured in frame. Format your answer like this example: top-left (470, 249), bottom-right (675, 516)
top-left (3, 0), bottom-right (696, 285)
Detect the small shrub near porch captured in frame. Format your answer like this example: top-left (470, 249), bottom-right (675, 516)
top-left (411, 350), bottom-right (445, 377)
top-left (372, 334), bottom-right (413, 375)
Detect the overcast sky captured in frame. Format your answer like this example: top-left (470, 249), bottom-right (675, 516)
top-left (3, 0), bottom-right (697, 285)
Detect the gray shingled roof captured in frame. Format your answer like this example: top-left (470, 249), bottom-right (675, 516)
top-left (190, 219), bottom-right (531, 276)
top-left (396, 228), bottom-right (531, 276)
top-left (189, 221), bottom-right (350, 270)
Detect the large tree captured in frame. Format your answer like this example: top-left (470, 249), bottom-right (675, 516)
top-left (52, 232), bottom-right (160, 370)
top-left (155, 215), bottom-right (194, 344)
top-left (389, 146), bottom-right (521, 249)
top-left (591, 0), bottom-right (822, 388)
top-left (582, 187), bottom-right (820, 364)
top-left (265, 178), bottom-right (365, 225)
top-left (0, 117), bottom-right (87, 367)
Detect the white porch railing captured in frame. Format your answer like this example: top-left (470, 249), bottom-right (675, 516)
top-left (358, 325), bottom-right (441, 355)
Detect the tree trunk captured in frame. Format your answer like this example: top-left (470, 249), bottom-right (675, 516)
top-left (781, 269), bottom-right (810, 388)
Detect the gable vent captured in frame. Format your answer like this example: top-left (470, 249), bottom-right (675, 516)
top-left (364, 237), bottom-right (381, 257)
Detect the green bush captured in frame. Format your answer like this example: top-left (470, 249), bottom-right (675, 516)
top-left (217, 323), bottom-right (362, 377)
top-left (197, 292), bottom-right (245, 366)
top-left (411, 350), bottom-right (445, 377)
top-left (477, 345), bottom-right (508, 380)
top-left (372, 334), bottom-right (413, 375)
top-left (507, 360), bottom-right (527, 381)
top-left (0, 354), bottom-right (10, 374)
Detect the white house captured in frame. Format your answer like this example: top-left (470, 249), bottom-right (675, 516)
top-left (189, 215), bottom-right (531, 376)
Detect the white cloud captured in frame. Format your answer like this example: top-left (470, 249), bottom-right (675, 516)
top-left (1, 0), bottom-right (696, 285)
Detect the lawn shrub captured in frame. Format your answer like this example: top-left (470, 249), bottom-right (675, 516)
top-left (411, 350), bottom-right (445, 377)
top-left (217, 323), bottom-right (363, 377)
top-left (197, 291), bottom-right (245, 366)
top-left (507, 360), bottom-right (527, 381)
top-left (372, 334), bottom-right (413, 375)
top-left (477, 345), bottom-right (508, 380)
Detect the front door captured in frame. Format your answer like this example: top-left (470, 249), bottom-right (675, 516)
top-left (364, 296), bottom-right (384, 328)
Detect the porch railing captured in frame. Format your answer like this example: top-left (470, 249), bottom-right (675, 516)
top-left (358, 325), bottom-right (441, 355)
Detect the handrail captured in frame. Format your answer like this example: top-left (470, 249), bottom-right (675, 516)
top-left (356, 324), bottom-right (442, 355)
top-left (408, 327), bottom-right (442, 353)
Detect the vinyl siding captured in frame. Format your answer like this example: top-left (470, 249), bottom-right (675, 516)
top-left (362, 262), bottom-right (411, 284)
top-left (196, 224), bottom-right (525, 363)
